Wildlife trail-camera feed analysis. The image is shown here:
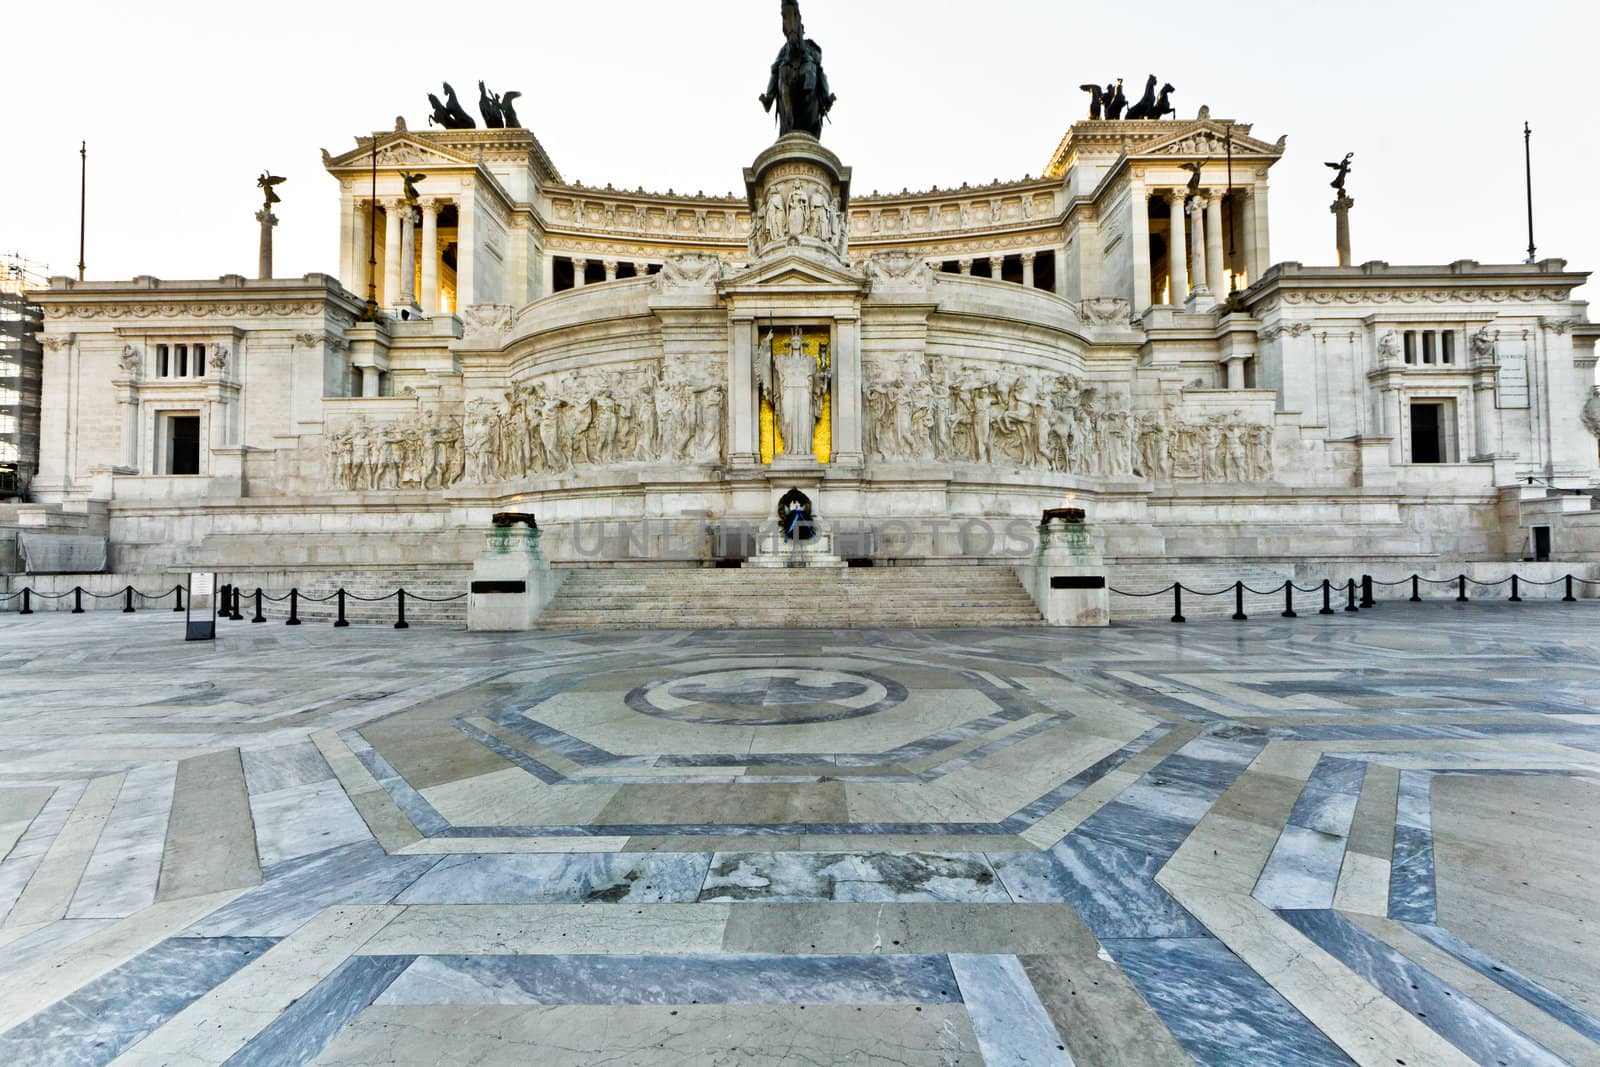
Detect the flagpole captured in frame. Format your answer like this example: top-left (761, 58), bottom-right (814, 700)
top-left (364, 135), bottom-right (379, 320)
top-left (77, 142), bottom-right (87, 282)
top-left (1523, 122), bottom-right (1537, 264)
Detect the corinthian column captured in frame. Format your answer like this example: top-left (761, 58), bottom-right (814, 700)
top-left (420, 199), bottom-right (440, 314)
top-left (1188, 195), bottom-right (1209, 296)
top-left (383, 201), bottom-right (402, 306)
top-left (398, 204), bottom-right (418, 307)
top-left (1165, 190), bottom-right (1188, 305)
top-left (1205, 194), bottom-right (1226, 295)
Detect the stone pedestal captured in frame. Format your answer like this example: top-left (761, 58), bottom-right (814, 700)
top-left (1332, 194), bottom-right (1355, 268)
top-left (746, 527), bottom-right (846, 569)
top-left (468, 525), bottom-right (564, 631)
top-left (1015, 510), bottom-right (1109, 627)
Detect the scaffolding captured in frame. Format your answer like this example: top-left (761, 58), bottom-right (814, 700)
top-left (0, 254), bottom-right (46, 498)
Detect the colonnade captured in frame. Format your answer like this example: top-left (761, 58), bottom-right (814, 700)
top-left (349, 198), bottom-right (460, 315)
top-left (1138, 183), bottom-right (1270, 310)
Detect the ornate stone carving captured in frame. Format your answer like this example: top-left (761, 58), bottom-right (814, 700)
top-left (1582, 388), bottom-right (1600, 439)
top-left (1077, 297), bottom-right (1132, 328)
top-left (1377, 330), bottom-right (1401, 365)
top-left (117, 345), bottom-right (142, 378)
top-left (656, 253), bottom-right (726, 290)
top-left (40, 334), bottom-right (73, 353)
top-left (209, 346), bottom-right (230, 373)
top-left (327, 410), bottom-right (464, 492)
top-left (461, 304), bottom-right (516, 346)
top-left (863, 250), bottom-right (936, 290)
top-left (1470, 327), bottom-right (1499, 367)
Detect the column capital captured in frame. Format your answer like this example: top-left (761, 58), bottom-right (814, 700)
top-left (632, 261), bottom-right (650, 276)
top-left (571, 256), bottom-right (588, 268)
top-left (1189, 194), bottom-right (1209, 213)
top-left (1164, 187), bottom-right (1187, 206)
top-left (1020, 251), bottom-right (1037, 264)
top-left (602, 259), bottom-right (618, 271)
top-left (419, 197), bottom-right (443, 215)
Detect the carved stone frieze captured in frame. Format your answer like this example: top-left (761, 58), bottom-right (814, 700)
top-left (863, 357), bottom-right (1273, 483)
top-left (1281, 288), bottom-right (1569, 306)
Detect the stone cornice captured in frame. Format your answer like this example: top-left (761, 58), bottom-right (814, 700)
top-left (1243, 260), bottom-right (1590, 314)
top-left (323, 127), bottom-right (561, 185)
top-left (29, 274), bottom-right (364, 323)
top-left (1045, 118), bottom-right (1283, 179)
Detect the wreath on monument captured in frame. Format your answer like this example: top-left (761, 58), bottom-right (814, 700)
top-left (777, 488), bottom-right (816, 543)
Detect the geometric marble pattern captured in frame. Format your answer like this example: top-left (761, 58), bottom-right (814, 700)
top-left (1, 604), bottom-right (1597, 1065)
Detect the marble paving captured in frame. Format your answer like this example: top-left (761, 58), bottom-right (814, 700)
top-left (0, 603), bottom-right (1597, 1065)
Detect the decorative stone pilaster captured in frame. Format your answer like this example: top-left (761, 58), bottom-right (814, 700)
top-left (572, 257), bottom-right (588, 288)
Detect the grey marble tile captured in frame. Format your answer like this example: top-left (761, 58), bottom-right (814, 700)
top-left (222, 954), bottom-right (412, 1067)
top-left (183, 842), bottom-right (439, 938)
top-left (0, 936), bottom-right (273, 1066)
top-left (375, 952), bottom-right (963, 1006)
top-left (949, 954), bottom-right (1072, 1065)
top-left (1278, 909), bottom-right (1567, 1067)
top-left (1253, 825), bottom-right (1346, 910)
top-left (396, 852), bottom-right (709, 905)
top-left (992, 834), bottom-right (1205, 938)
top-left (241, 740), bottom-right (334, 796)
top-left (1101, 936), bottom-right (1355, 1065)
top-left (699, 851), bottom-right (1009, 903)
top-left (1402, 921), bottom-right (1600, 1047)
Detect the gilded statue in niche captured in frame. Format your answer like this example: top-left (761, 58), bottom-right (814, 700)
top-left (758, 326), bottom-right (832, 463)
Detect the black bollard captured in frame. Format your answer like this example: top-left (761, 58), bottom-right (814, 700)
top-left (1564, 575), bottom-right (1577, 603)
top-left (1457, 575), bottom-right (1469, 602)
top-left (1320, 579), bottom-right (1335, 615)
top-left (220, 584), bottom-right (231, 619)
top-left (395, 589), bottom-right (410, 630)
top-left (1282, 580), bottom-right (1297, 619)
top-left (286, 588), bottom-right (302, 626)
top-left (230, 586), bottom-right (244, 621)
top-left (1509, 575), bottom-right (1521, 603)
top-left (123, 586), bottom-right (135, 613)
top-left (334, 588), bottom-right (349, 628)
top-left (1171, 584), bottom-right (1186, 624)
top-left (20, 588), bottom-right (32, 615)
top-left (1232, 581), bottom-right (1247, 621)
top-left (1344, 579), bottom-right (1359, 613)
top-left (72, 586), bottom-right (84, 614)
top-left (1410, 575), bottom-right (1421, 603)
top-left (1360, 575), bottom-right (1375, 609)
top-left (252, 588), bottom-right (266, 623)
top-left (173, 584), bottom-right (185, 612)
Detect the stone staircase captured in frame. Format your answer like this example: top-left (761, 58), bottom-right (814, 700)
top-left (539, 565), bottom-right (1045, 630)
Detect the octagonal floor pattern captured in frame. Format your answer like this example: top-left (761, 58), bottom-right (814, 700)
top-left (0, 604), bottom-right (1596, 1065)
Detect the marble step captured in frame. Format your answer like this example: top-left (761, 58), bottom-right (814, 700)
top-left (541, 565), bottom-right (1043, 630)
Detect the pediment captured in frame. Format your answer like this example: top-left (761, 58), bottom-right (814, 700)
top-left (322, 133), bottom-right (478, 173)
top-left (721, 251), bottom-right (865, 293)
top-left (1131, 122), bottom-right (1284, 160)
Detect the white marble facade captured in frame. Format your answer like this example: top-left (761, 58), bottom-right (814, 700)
top-left (22, 112), bottom-right (1600, 574)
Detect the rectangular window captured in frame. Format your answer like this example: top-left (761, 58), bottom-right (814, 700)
top-left (1421, 333), bottom-right (1436, 364)
top-left (164, 414), bottom-right (201, 475)
top-left (195, 343), bottom-right (206, 376)
top-left (1409, 399), bottom-right (1457, 463)
top-left (175, 344), bottom-right (188, 377)
top-left (1440, 332), bottom-right (1455, 365)
top-left (156, 344), bottom-right (170, 377)
top-left (1403, 332), bottom-right (1417, 364)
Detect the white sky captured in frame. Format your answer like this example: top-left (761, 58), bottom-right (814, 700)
top-left (3, 0), bottom-right (1595, 300)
